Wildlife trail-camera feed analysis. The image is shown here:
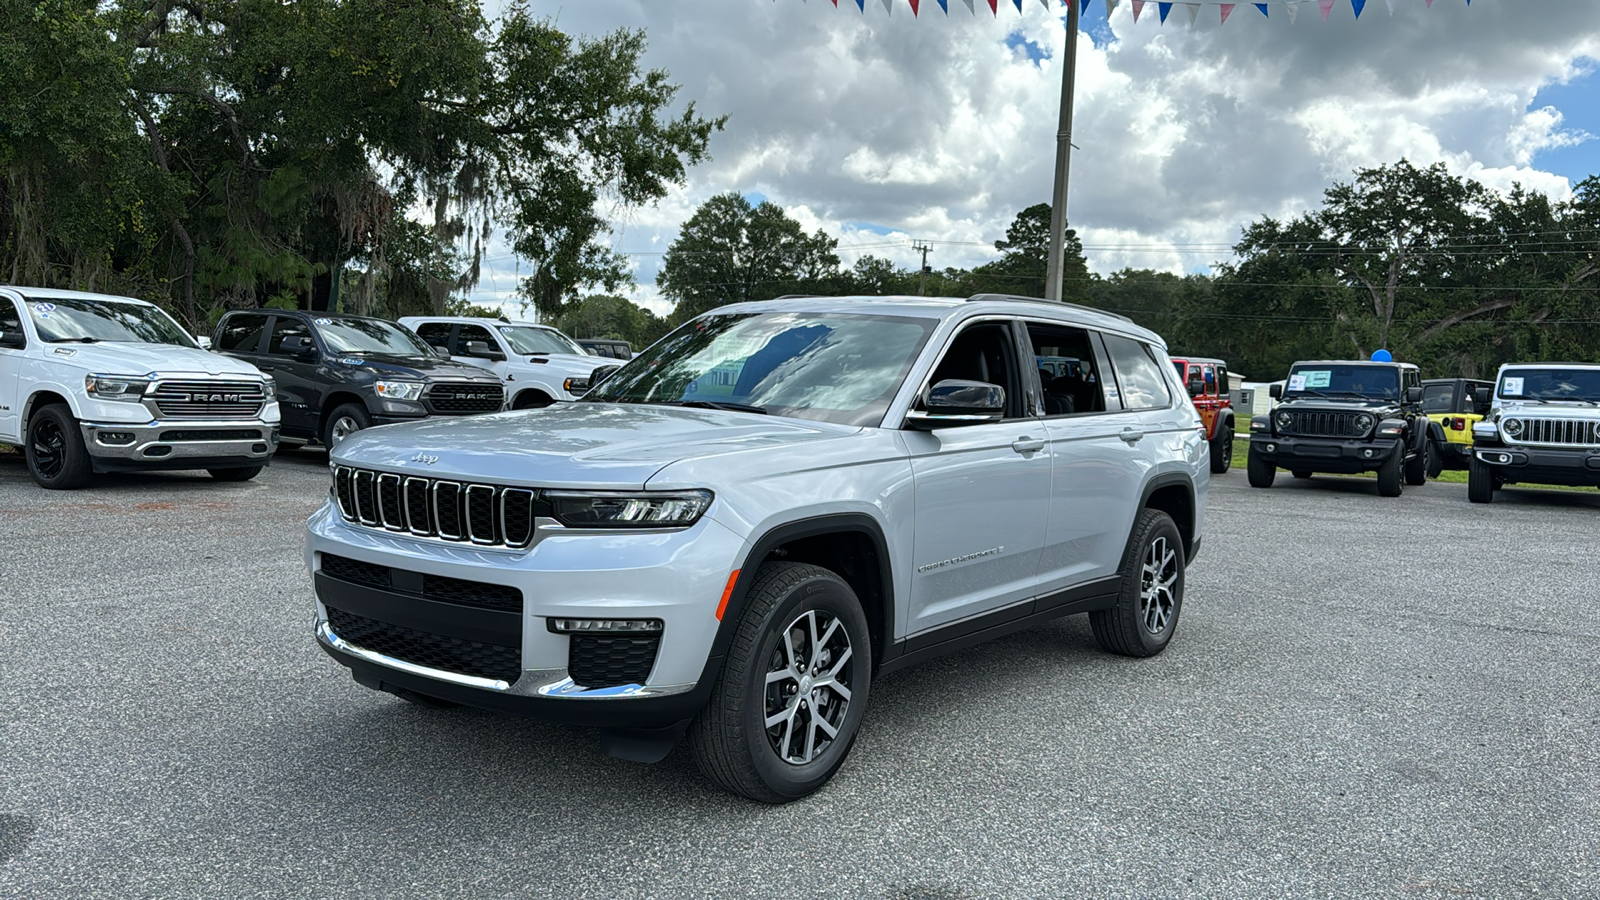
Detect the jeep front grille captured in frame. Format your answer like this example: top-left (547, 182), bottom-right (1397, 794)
top-left (320, 553), bottom-right (523, 613)
top-left (1281, 410), bottom-right (1366, 438)
top-left (1504, 417), bottom-right (1600, 447)
top-left (148, 380), bottom-right (267, 418)
top-left (568, 634), bottom-right (660, 689)
top-left (332, 466), bottom-right (537, 548)
top-left (423, 382), bottom-right (504, 414)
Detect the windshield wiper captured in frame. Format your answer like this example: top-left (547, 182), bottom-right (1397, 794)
top-left (672, 399), bottom-right (768, 415)
top-left (48, 337), bottom-right (100, 344)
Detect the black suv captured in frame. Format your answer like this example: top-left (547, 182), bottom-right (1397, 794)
top-left (1247, 358), bottom-right (1437, 496)
top-left (212, 310), bottom-right (505, 449)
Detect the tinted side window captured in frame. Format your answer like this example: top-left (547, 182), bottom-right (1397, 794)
top-left (217, 314), bottom-right (268, 353)
top-left (1421, 384), bottom-right (1455, 413)
top-left (414, 322), bottom-right (453, 350)
top-left (0, 297), bottom-right (23, 340)
top-left (1026, 322), bottom-right (1107, 416)
top-left (267, 317), bottom-right (312, 355)
top-left (923, 320), bottom-right (1025, 419)
top-left (1101, 334), bottom-right (1173, 411)
top-left (457, 324), bottom-right (496, 348)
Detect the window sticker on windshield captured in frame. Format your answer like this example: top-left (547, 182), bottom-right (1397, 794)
top-left (34, 302), bottom-right (55, 313)
top-left (315, 317), bottom-right (333, 325)
top-left (1303, 370), bottom-right (1332, 388)
top-left (1502, 376), bottom-right (1523, 396)
top-left (499, 326), bottom-right (515, 334)
top-left (1287, 374), bottom-right (1307, 391)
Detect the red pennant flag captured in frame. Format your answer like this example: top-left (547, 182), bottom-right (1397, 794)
top-left (910, 0), bottom-right (919, 13)
top-left (988, 0), bottom-right (999, 14)
top-left (1131, 0), bottom-right (1145, 21)
top-left (1319, 0), bottom-right (1335, 19)
top-left (1220, 2), bottom-right (1235, 23)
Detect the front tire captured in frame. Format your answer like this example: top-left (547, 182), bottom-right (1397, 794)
top-left (26, 404), bottom-right (93, 490)
top-left (1246, 445), bottom-right (1276, 488)
top-left (1209, 424), bottom-right (1233, 474)
top-left (1377, 443), bottom-right (1404, 497)
top-left (1090, 508), bottom-right (1185, 658)
top-left (208, 466), bottom-right (263, 482)
top-left (512, 390), bottom-right (554, 410)
top-left (322, 403), bottom-right (371, 450)
top-left (1468, 456), bottom-right (1495, 504)
top-left (1404, 439), bottom-right (1430, 486)
top-left (688, 563), bottom-right (872, 803)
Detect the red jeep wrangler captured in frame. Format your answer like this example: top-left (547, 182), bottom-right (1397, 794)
top-left (1172, 355), bottom-right (1235, 474)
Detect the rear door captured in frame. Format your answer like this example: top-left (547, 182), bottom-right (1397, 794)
top-left (264, 316), bottom-right (321, 437)
top-left (0, 294), bottom-right (26, 441)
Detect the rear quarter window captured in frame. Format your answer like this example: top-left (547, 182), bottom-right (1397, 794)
top-left (1101, 334), bottom-right (1173, 411)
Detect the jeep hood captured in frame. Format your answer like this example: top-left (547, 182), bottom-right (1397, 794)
top-left (331, 401), bottom-right (860, 489)
top-left (1281, 398), bottom-right (1400, 414)
top-left (43, 342), bottom-right (264, 378)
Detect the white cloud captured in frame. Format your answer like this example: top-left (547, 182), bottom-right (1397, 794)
top-left (467, 0), bottom-right (1600, 315)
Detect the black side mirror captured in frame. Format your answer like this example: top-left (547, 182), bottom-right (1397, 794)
top-left (1406, 386), bottom-right (1424, 404)
top-left (907, 379), bottom-right (1006, 429)
top-left (280, 335), bottom-right (318, 359)
top-left (1187, 378), bottom-right (1206, 397)
top-left (1269, 383), bottom-right (1284, 400)
top-left (0, 329), bottom-right (23, 349)
top-left (429, 343), bottom-right (452, 358)
top-left (465, 340), bottom-right (506, 361)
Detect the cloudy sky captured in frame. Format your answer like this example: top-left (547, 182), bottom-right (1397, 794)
top-left (472, 0), bottom-right (1600, 316)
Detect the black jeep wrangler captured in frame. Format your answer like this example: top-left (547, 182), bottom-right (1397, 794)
top-left (1247, 358), bottom-right (1440, 497)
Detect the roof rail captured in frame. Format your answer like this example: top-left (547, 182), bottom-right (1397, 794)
top-left (770, 294), bottom-right (820, 300)
top-left (964, 293), bottom-right (1134, 323)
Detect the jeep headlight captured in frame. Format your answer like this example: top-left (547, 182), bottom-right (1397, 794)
top-left (545, 489), bottom-right (713, 528)
top-left (373, 380), bottom-right (424, 402)
top-left (1274, 411), bottom-right (1292, 430)
top-left (85, 374), bottom-right (152, 401)
top-left (1502, 418), bottom-right (1523, 439)
top-left (1354, 413), bottom-right (1374, 433)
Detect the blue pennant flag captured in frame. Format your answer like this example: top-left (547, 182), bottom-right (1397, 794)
top-left (937, 0), bottom-right (948, 11)
top-left (1352, 0), bottom-right (1366, 18)
top-left (1254, 2), bottom-right (1268, 15)
top-left (1013, 0), bottom-right (1023, 12)
top-left (855, 0), bottom-right (865, 11)
top-left (1158, 1), bottom-right (1172, 23)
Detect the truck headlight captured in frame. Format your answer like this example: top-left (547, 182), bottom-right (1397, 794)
top-left (1354, 414), bottom-right (1374, 433)
top-left (84, 374), bottom-right (152, 401)
top-left (545, 489), bottom-right (713, 528)
top-left (1502, 418), bottom-right (1523, 438)
top-left (1274, 411), bottom-right (1292, 429)
top-left (373, 380), bottom-right (424, 402)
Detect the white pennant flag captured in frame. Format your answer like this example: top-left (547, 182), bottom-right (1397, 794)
top-left (880, 0), bottom-right (892, 12)
top-left (1385, 0), bottom-right (1397, 12)
top-left (962, 0), bottom-right (976, 12)
top-left (1106, 0), bottom-right (1121, 16)
top-left (1185, 2), bottom-right (1201, 26)
top-left (1286, 1), bottom-right (1301, 24)
top-left (1038, 0), bottom-right (1051, 9)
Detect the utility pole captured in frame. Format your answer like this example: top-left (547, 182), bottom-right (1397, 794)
top-left (912, 240), bottom-right (933, 295)
top-left (1045, 0), bottom-right (1081, 303)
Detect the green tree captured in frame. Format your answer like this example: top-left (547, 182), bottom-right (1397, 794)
top-left (958, 203), bottom-right (1090, 302)
top-left (656, 193), bottom-right (841, 324)
top-left (557, 293), bottom-right (668, 348)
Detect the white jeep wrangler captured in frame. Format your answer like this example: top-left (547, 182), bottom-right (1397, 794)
top-left (0, 287), bottom-right (279, 489)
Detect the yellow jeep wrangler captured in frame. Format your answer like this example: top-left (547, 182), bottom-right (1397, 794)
top-left (1422, 378), bottom-right (1493, 472)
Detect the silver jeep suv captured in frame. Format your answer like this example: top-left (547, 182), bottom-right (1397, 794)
top-left (306, 295), bottom-right (1209, 801)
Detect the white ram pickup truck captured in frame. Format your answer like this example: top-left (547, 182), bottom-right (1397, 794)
top-left (399, 316), bottom-right (619, 410)
top-left (0, 287), bottom-right (280, 489)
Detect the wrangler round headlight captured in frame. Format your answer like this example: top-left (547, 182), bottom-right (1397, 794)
top-left (1275, 411), bottom-right (1292, 429)
top-left (1354, 413), bottom-right (1374, 433)
top-left (1502, 418), bottom-right (1523, 438)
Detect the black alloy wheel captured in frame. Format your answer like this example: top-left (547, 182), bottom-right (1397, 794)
top-left (25, 404), bottom-right (92, 490)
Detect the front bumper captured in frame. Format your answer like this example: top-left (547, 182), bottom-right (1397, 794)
top-left (305, 501), bottom-right (745, 728)
top-left (81, 419), bottom-right (278, 472)
top-left (1249, 434), bottom-right (1400, 474)
top-left (1474, 445), bottom-right (1600, 487)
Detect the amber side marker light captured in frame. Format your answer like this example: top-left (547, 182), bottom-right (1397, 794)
top-left (715, 570), bottom-right (741, 621)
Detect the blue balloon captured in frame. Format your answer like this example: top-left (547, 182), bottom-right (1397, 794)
top-left (1371, 349), bottom-right (1393, 362)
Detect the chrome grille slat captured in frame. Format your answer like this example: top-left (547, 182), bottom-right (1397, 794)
top-left (1505, 417), bottom-right (1600, 447)
top-left (148, 379), bottom-right (267, 419)
top-left (332, 467), bottom-right (539, 550)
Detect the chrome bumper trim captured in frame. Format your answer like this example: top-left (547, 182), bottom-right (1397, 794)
top-left (80, 419), bottom-right (277, 461)
top-left (316, 620), bottom-right (513, 692)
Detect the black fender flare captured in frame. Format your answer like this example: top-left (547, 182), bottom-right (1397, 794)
top-left (1137, 473), bottom-right (1197, 556)
top-left (695, 513), bottom-right (896, 686)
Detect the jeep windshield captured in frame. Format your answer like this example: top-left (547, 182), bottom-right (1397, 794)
top-left (584, 311), bottom-right (936, 427)
top-left (499, 325), bottom-right (586, 357)
top-left (25, 295), bottom-right (197, 348)
top-left (1284, 364), bottom-right (1399, 401)
top-left (316, 318), bottom-right (432, 357)
top-left (1498, 368), bottom-right (1600, 405)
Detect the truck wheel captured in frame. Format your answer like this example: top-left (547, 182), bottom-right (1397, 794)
top-left (1246, 446), bottom-right (1275, 488)
top-left (1209, 425), bottom-right (1233, 474)
top-left (323, 403), bottom-right (371, 449)
top-left (688, 562), bottom-right (871, 803)
top-left (208, 466), bottom-right (263, 482)
top-left (512, 390), bottom-right (554, 410)
top-left (1404, 440), bottom-right (1430, 486)
top-left (1377, 444), bottom-right (1404, 497)
top-left (1090, 508), bottom-right (1185, 658)
top-left (1467, 456), bottom-right (1495, 504)
top-left (25, 404), bottom-right (93, 490)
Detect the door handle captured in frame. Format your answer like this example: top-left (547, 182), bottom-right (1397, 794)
top-left (1011, 436), bottom-right (1045, 455)
top-left (1119, 427), bottom-right (1145, 444)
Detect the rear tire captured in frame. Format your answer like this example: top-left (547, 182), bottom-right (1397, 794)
top-left (208, 466), bottom-right (263, 482)
top-left (1468, 456), bottom-right (1495, 504)
top-left (1209, 424), bottom-right (1233, 474)
top-left (26, 404), bottom-right (93, 490)
top-left (1090, 509), bottom-right (1185, 658)
top-left (1426, 442), bottom-right (1444, 479)
top-left (688, 562), bottom-right (872, 803)
top-left (1246, 446), bottom-right (1276, 488)
top-left (1404, 439), bottom-right (1430, 486)
top-left (1377, 444), bottom-right (1404, 497)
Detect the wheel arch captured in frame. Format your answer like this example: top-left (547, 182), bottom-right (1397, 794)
top-left (23, 389), bottom-right (75, 426)
top-left (512, 387), bottom-right (557, 409)
top-left (319, 391), bottom-right (370, 432)
top-left (1139, 474), bottom-right (1196, 560)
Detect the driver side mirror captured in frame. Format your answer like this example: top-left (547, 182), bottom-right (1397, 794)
top-left (428, 343), bottom-right (452, 359)
top-left (1406, 386), bottom-right (1423, 404)
top-left (464, 340), bottom-right (506, 362)
top-left (907, 379), bottom-right (1006, 430)
top-left (0, 329), bottom-right (23, 349)
top-left (1269, 383), bottom-right (1284, 400)
top-left (1187, 377), bottom-right (1206, 397)
top-left (279, 335), bottom-right (318, 359)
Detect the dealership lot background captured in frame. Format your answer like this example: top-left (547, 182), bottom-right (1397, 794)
top-left (2, 453), bottom-right (1595, 898)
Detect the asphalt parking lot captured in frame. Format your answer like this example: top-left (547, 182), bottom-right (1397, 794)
top-left (2, 451), bottom-right (1597, 899)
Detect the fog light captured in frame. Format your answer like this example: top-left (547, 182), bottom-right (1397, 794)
top-left (97, 431), bottom-right (136, 446)
top-left (1265, 443), bottom-right (1276, 453)
top-left (547, 618), bottom-right (664, 634)
top-left (143, 446), bottom-right (172, 458)
top-left (1363, 449), bottom-right (1374, 458)
top-left (1496, 453), bottom-right (1511, 464)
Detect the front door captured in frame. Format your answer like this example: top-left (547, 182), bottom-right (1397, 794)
top-left (452, 323), bottom-right (509, 380)
top-left (904, 319), bottom-right (1050, 634)
top-left (264, 316), bottom-right (321, 438)
top-left (0, 295), bottom-right (26, 441)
